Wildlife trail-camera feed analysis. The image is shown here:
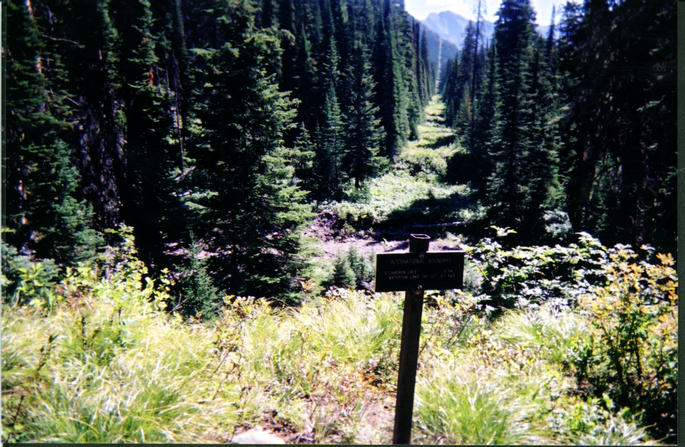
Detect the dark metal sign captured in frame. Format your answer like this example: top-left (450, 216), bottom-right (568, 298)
top-left (375, 251), bottom-right (464, 292)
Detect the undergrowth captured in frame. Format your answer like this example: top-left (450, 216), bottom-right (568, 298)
top-left (2, 227), bottom-right (677, 444)
top-left (321, 96), bottom-right (480, 234)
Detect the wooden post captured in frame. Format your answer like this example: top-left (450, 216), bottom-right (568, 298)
top-left (392, 234), bottom-right (430, 444)
top-left (375, 234), bottom-right (463, 444)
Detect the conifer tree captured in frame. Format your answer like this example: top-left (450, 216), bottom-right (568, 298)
top-left (441, 58), bottom-right (459, 125)
top-left (373, 0), bottom-right (408, 159)
top-left (559, 0), bottom-right (675, 251)
top-left (343, 42), bottom-right (385, 188)
top-left (314, 83), bottom-right (346, 199)
top-left (416, 28), bottom-right (436, 105)
top-left (4, 0), bottom-right (102, 264)
top-left (110, 0), bottom-right (178, 266)
top-left (464, 45), bottom-right (497, 194)
top-left (69, 0), bottom-right (127, 230)
top-left (182, 0), bottom-right (312, 299)
top-left (485, 0), bottom-right (537, 231)
top-left (292, 23), bottom-right (319, 128)
top-left (517, 47), bottom-right (563, 239)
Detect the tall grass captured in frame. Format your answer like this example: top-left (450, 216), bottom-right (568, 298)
top-left (217, 289), bottom-right (402, 442)
top-left (414, 302), bottom-right (655, 445)
top-left (2, 269), bottom-right (406, 443)
top-left (2, 295), bottom-right (236, 443)
top-left (3, 232), bottom-right (670, 444)
top-left (415, 362), bottom-right (546, 445)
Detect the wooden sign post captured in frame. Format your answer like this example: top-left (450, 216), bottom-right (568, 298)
top-left (375, 234), bottom-right (464, 445)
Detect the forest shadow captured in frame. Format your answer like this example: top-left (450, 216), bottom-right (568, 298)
top-left (372, 189), bottom-right (477, 238)
top-left (417, 133), bottom-right (456, 149)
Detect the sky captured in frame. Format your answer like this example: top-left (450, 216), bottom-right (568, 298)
top-left (404, 0), bottom-right (578, 25)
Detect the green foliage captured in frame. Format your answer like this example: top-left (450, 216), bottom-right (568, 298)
top-left (329, 171), bottom-right (468, 233)
top-left (1, 227), bottom-right (238, 444)
top-left (416, 369), bottom-right (545, 444)
top-left (342, 42), bottom-right (385, 189)
top-left (347, 247), bottom-right (374, 287)
top-left (570, 250), bottom-right (677, 441)
top-left (2, 0), bottom-right (677, 442)
top-left (559, 0), bottom-right (675, 252)
top-left (173, 239), bottom-right (221, 320)
top-left (330, 255), bottom-right (356, 288)
top-left (1, 238), bottom-right (60, 308)
top-left (212, 289), bottom-right (403, 443)
top-left (463, 230), bottom-right (676, 441)
top-left (4, 1), bottom-right (104, 265)
top-left (415, 295), bottom-right (654, 445)
top-left (2, 234), bottom-right (674, 443)
top-left (469, 231), bottom-right (618, 310)
top-left (182, 0), bottom-right (313, 300)
top-left (398, 145), bottom-right (456, 180)
top-left (326, 247), bottom-right (374, 290)
top-left (313, 84), bottom-right (346, 199)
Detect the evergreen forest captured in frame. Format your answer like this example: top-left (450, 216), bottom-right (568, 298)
top-left (2, 0), bottom-right (677, 444)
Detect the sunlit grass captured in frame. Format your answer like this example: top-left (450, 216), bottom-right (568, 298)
top-left (218, 290), bottom-right (402, 442)
top-left (2, 300), bottom-right (237, 443)
top-left (415, 362), bottom-right (549, 445)
top-left (2, 274), bottom-right (664, 444)
top-left (2, 272), bottom-right (408, 443)
top-left (332, 170), bottom-right (468, 230)
top-left (413, 302), bottom-right (654, 445)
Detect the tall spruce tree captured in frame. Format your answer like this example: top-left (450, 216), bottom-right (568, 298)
top-left (373, 0), bottom-right (409, 159)
top-left (559, 0), bottom-right (675, 251)
top-left (182, 0), bottom-right (312, 300)
top-left (485, 0), bottom-right (537, 232)
top-left (4, 0), bottom-right (102, 264)
top-left (343, 42), bottom-right (385, 188)
top-left (517, 46), bottom-right (564, 239)
top-left (313, 83), bottom-right (346, 199)
top-left (110, 0), bottom-right (178, 267)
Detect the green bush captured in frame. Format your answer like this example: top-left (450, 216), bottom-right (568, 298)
top-left (173, 240), bottom-right (221, 320)
top-left (326, 248), bottom-right (374, 290)
top-left (329, 169), bottom-right (468, 232)
top-left (570, 250), bottom-right (677, 442)
top-left (331, 255), bottom-right (356, 288)
top-left (469, 232), bottom-right (630, 311)
top-left (397, 146), bottom-right (456, 180)
top-left (1, 237), bottom-right (59, 307)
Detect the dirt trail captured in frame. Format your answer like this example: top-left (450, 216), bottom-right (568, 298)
top-left (304, 213), bottom-right (466, 263)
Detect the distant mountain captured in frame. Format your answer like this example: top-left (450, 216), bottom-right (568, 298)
top-left (422, 11), bottom-right (494, 49)
top-left (421, 11), bottom-right (553, 49)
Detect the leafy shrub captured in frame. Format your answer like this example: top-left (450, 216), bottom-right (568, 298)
top-left (2, 236), bottom-right (60, 307)
top-left (546, 395), bottom-right (651, 445)
top-left (543, 209), bottom-right (573, 243)
top-left (329, 170), bottom-right (467, 232)
top-left (416, 298), bottom-right (657, 445)
top-left (469, 232), bottom-right (633, 311)
top-left (397, 146), bottom-right (455, 180)
top-left (1, 228), bottom-right (238, 443)
top-left (570, 250), bottom-right (677, 442)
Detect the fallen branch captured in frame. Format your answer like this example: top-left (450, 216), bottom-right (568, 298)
top-left (410, 221), bottom-right (464, 229)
